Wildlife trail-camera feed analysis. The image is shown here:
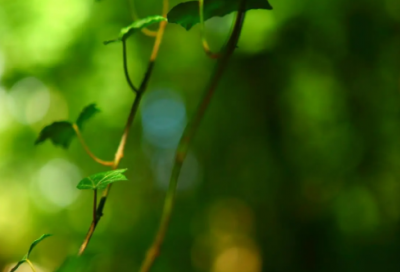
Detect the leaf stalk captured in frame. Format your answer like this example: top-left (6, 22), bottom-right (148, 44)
top-left (72, 124), bottom-right (114, 167)
top-left (199, 0), bottom-right (221, 59)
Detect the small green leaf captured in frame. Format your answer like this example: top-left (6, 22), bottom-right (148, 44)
top-left (35, 121), bottom-right (75, 148)
top-left (167, 0), bottom-right (273, 30)
top-left (76, 103), bottom-right (100, 130)
top-left (104, 15), bottom-right (167, 45)
top-left (77, 169), bottom-right (128, 190)
top-left (10, 234), bottom-right (52, 272)
top-left (27, 234), bottom-right (52, 258)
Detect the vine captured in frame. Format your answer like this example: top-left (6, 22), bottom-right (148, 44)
top-left (10, 0), bottom-right (273, 271)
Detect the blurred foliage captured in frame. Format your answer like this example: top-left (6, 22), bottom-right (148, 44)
top-left (0, 0), bottom-right (400, 272)
top-left (10, 234), bottom-right (52, 272)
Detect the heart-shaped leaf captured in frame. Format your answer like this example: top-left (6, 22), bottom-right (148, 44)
top-left (76, 104), bottom-right (100, 130)
top-left (104, 15), bottom-right (167, 45)
top-left (77, 169), bottom-right (128, 190)
top-left (10, 234), bottom-right (52, 272)
top-left (35, 121), bottom-right (75, 148)
top-left (35, 104), bottom-right (100, 149)
top-left (168, 0), bottom-right (273, 30)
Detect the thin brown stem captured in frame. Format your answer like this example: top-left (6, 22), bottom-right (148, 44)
top-left (138, 2), bottom-right (247, 272)
top-left (77, 0), bottom-right (169, 256)
top-left (72, 124), bottom-right (114, 167)
top-left (77, 189), bottom-right (98, 256)
top-left (113, 91), bottom-right (143, 167)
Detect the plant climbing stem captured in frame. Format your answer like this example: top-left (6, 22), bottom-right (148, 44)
top-left (72, 124), bottom-right (114, 167)
top-left (138, 2), bottom-right (247, 272)
top-left (113, 90), bottom-right (143, 167)
top-left (77, 0), bottom-right (169, 256)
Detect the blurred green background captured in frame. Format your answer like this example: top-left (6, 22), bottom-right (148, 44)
top-left (1, 0), bottom-right (400, 271)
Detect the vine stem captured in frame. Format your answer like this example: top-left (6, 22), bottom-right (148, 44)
top-left (72, 124), bottom-right (114, 167)
top-left (138, 2), bottom-right (247, 272)
top-left (123, 38), bottom-right (139, 93)
top-left (199, 0), bottom-right (220, 59)
top-left (25, 259), bottom-right (37, 272)
top-left (77, 0), bottom-right (169, 256)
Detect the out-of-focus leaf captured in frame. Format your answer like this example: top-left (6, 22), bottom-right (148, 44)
top-left (167, 0), bottom-right (273, 30)
top-left (35, 121), bottom-right (75, 149)
top-left (76, 103), bottom-right (100, 130)
top-left (27, 234), bottom-right (52, 258)
top-left (9, 234), bottom-right (52, 272)
top-left (77, 169), bottom-right (128, 190)
top-left (104, 15), bottom-right (167, 45)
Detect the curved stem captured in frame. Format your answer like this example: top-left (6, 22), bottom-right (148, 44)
top-left (72, 124), bottom-right (114, 167)
top-left (127, 0), bottom-right (158, 37)
top-left (138, 2), bottom-right (247, 272)
top-left (25, 259), bottom-right (37, 272)
top-left (123, 39), bottom-right (139, 93)
top-left (77, 0), bottom-right (169, 256)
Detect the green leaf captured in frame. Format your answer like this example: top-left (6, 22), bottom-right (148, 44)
top-left (104, 15), bottom-right (167, 45)
top-left (10, 234), bottom-right (52, 272)
top-left (167, 0), bottom-right (273, 30)
top-left (35, 121), bottom-right (75, 149)
top-left (77, 169), bottom-right (128, 190)
top-left (76, 103), bottom-right (100, 130)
